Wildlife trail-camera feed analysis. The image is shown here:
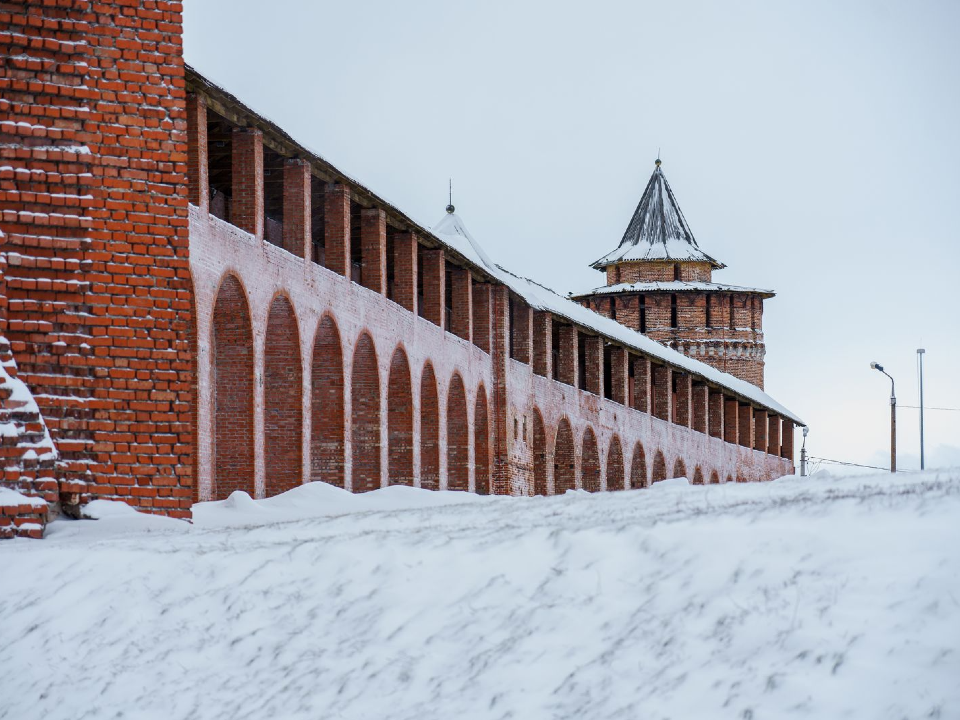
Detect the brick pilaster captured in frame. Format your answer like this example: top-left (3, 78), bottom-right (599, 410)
top-left (583, 335), bottom-right (603, 395)
top-left (472, 282), bottom-right (491, 352)
top-left (324, 183), bottom-right (351, 277)
top-left (186, 93), bottom-right (208, 211)
top-left (767, 413), bottom-right (781, 456)
top-left (781, 421), bottom-right (794, 460)
top-left (421, 248), bottom-right (445, 328)
top-left (692, 383), bottom-right (709, 434)
top-left (449, 266), bottom-right (472, 341)
top-left (532, 311), bottom-right (551, 377)
top-left (673, 372), bottom-right (692, 427)
top-left (708, 389), bottom-right (725, 439)
top-left (652, 365), bottom-right (672, 422)
top-left (754, 409), bottom-right (768, 452)
top-left (724, 398), bottom-right (739, 445)
top-left (738, 404), bottom-right (753, 449)
top-left (631, 355), bottom-right (651, 413)
top-left (490, 286), bottom-right (510, 494)
top-left (609, 346), bottom-right (628, 405)
top-left (282, 159), bottom-right (311, 260)
top-left (232, 127), bottom-right (264, 238)
top-left (510, 298), bottom-right (531, 363)
top-left (557, 325), bottom-right (578, 386)
top-left (360, 207), bottom-right (387, 294)
top-left (393, 231), bottom-right (418, 313)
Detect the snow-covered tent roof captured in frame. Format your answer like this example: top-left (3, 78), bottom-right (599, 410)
top-left (431, 210), bottom-right (802, 426)
top-left (591, 162), bottom-right (724, 270)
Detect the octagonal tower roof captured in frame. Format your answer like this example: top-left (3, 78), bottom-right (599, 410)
top-left (591, 161), bottom-right (724, 270)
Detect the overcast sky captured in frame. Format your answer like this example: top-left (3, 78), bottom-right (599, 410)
top-left (183, 0), bottom-right (960, 473)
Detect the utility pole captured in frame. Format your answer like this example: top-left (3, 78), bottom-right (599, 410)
top-left (870, 362), bottom-right (897, 473)
top-left (917, 348), bottom-right (925, 471)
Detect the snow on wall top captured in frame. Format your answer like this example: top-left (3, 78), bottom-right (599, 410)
top-left (573, 280), bottom-right (775, 298)
top-left (430, 211), bottom-right (803, 426)
top-left (591, 163), bottom-right (724, 270)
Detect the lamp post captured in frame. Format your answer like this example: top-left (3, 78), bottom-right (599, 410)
top-left (870, 362), bottom-right (896, 473)
top-left (800, 426), bottom-right (809, 477)
top-left (917, 349), bottom-right (925, 471)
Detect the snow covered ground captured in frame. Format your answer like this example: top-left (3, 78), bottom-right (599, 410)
top-left (1, 471), bottom-right (958, 720)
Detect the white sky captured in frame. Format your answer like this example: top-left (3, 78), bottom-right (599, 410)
top-left (183, 0), bottom-right (960, 472)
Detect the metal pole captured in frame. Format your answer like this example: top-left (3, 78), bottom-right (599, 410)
top-left (800, 426), bottom-right (808, 476)
top-left (890, 390), bottom-right (896, 473)
top-left (918, 348), bottom-right (925, 471)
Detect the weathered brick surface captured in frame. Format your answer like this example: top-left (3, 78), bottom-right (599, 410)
top-left (0, 1), bottom-right (195, 517)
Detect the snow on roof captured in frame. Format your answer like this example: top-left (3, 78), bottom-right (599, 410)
top-left (430, 211), bottom-right (802, 425)
top-left (591, 162), bottom-right (724, 270)
top-left (431, 207), bottom-right (495, 271)
top-left (573, 280), bottom-right (775, 298)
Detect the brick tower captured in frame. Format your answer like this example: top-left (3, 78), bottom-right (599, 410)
top-left (573, 160), bottom-right (772, 388)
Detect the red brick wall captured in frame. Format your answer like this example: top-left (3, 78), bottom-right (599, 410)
top-left (446, 373), bottom-right (468, 491)
top-left (629, 442), bottom-right (647, 488)
top-left (264, 295), bottom-right (302, 496)
top-left (351, 333), bottom-right (380, 492)
top-left (311, 315), bottom-right (345, 487)
top-left (387, 347), bottom-right (414, 486)
top-left (420, 362), bottom-right (440, 491)
top-left (606, 436), bottom-right (624, 491)
top-left (212, 275), bottom-right (254, 499)
top-left (474, 385), bottom-right (490, 494)
top-left (554, 418), bottom-right (575, 493)
top-left (581, 427), bottom-right (600, 492)
top-left (0, 1), bottom-right (195, 515)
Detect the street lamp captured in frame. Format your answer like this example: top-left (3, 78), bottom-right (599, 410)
top-left (917, 349), bottom-right (925, 471)
top-left (800, 426), bottom-right (809, 476)
top-left (870, 362), bottom-right (896, 473)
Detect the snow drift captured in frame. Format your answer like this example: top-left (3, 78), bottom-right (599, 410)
top-left (1, 471), bottom-right (958, 719)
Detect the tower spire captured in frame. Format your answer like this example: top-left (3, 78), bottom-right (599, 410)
top-left (446, 178), bottom-right (455, 214)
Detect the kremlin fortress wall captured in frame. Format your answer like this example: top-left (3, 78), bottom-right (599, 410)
top-left (0, 2), bottom-right (801, 537)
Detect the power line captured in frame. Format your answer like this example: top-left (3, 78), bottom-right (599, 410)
top-left (807, 456), bottom-right (913, 473)
top-left (899, 405), bottom-right (960, 412)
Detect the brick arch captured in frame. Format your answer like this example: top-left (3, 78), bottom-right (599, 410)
top-left (351, 332), bottom-right (381, 492)
top-left (710, 470), bottom-right (721, 484)
top-left (474, 383), bottom-right (490, 495)
top-left (311, 314), bottom-right (344, 487)
top-left (264, 294), bottom-right (302, 496)
top-left (446, 373), bottom-right (469, 491)
top-left (554, 418), bottom-right (575, 494)
top-left (726, 474), bottom-right (734, 484)
top-left (693, 466), bottom-right (704, 485)
top-left (212, 273), bottom-right (254, 500)
top-left (630, 442), bottom-right (647, 489)
top-left (673, 457), bottom-right (687, 480)
top-left (581, 427), bottom-right (600, 492)
top-left (651, 450), bottom-right (667, 484)
top-left (387, 346), bottom-right (413, 486)
top-left (420, 362), bottom-right (440, 491)
top-left (606, 436), bottom-right (624, 491)
top-left (532, 408), bottom-right (547, 496)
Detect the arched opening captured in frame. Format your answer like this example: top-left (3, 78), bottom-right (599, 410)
top-left (693, 466), bottom-right (704, 485)
top-left (726, 474), bottom-right (733, 484)
top-left (446, 373), bottom-right (469, 491)
top-left (420, 362), bottom-right (440, 490)
top-left (264, 295), bottom-right (302, 496)
top-left (532, 408), bottom-right (547, 496)
top-left (581, 427), bottom-right (600, 492)
top-left (651, 450), bottom-right (667, 484)
top-left (387, 346), bottom-right (414, 486)
top-left (606, 436), bottom-right (624, 491)
top-left (554, 418), bottom-right (576, 494)
top-left (311, 315), bottom-right (345, 487)
top-left (212, 274), bottom-right (254, 500)
top-left (474, 384), bottom-right (490, 495)
top-left (351, 333), bottom-right (381, 492)
top-left (710, 470), bottom-right (720, 484)
top-left (630, 442), bottom-right (647, 489)
top-left (672, 457), bottom-right (687, 480)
